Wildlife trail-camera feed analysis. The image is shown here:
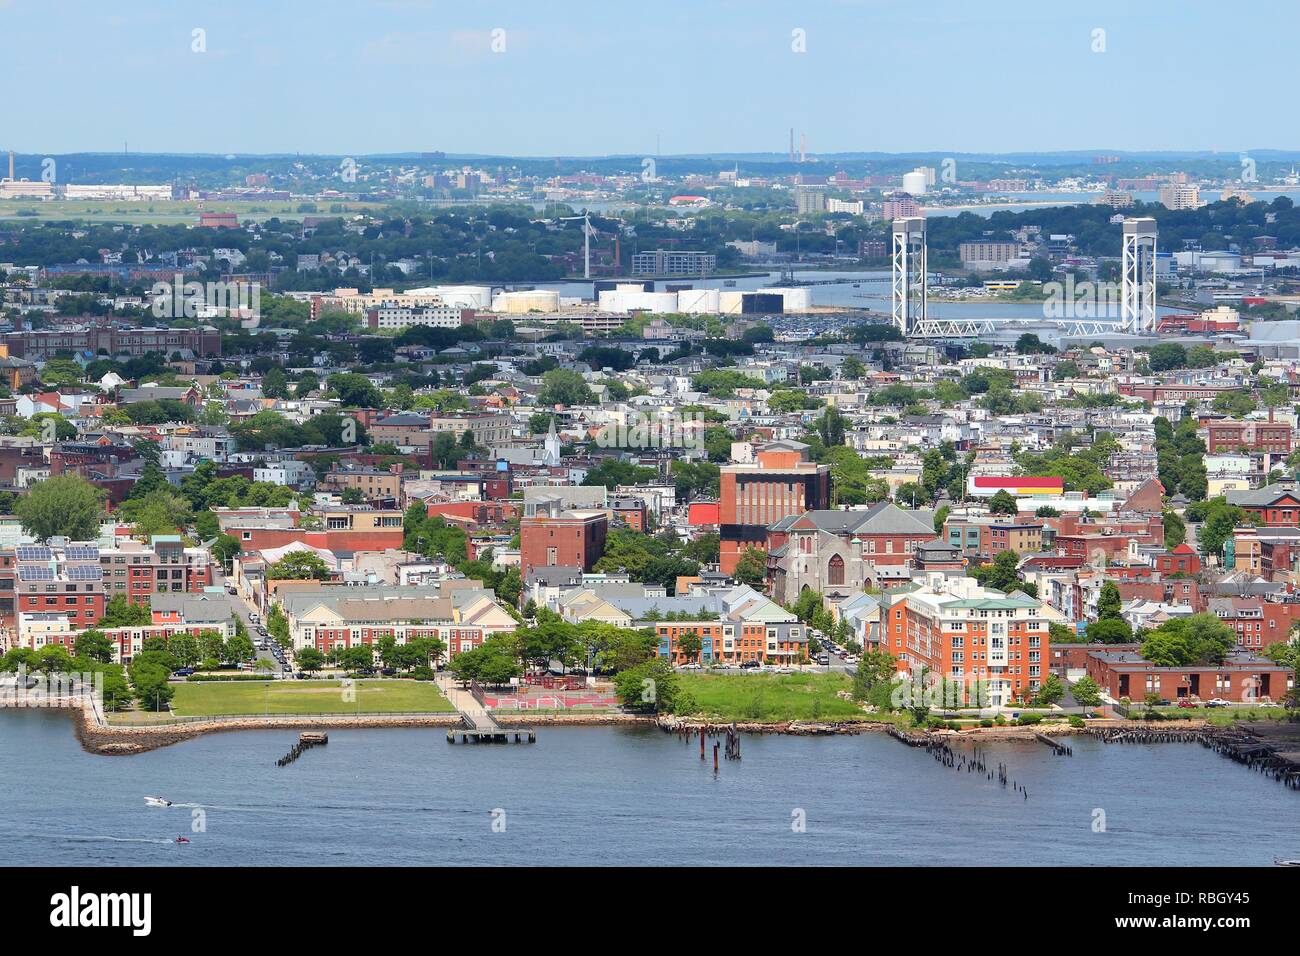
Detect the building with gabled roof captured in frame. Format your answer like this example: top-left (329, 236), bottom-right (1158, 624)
top-left (279, 584), bottom-right (515, 657)
top-left (766, 502), bottom-right (936, 604)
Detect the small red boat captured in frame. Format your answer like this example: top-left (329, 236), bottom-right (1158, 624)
top-left (174, 837), bottom-right (191, 844)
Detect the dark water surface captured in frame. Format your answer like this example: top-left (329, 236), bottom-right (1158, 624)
top-left (2, 711), bottom-right (1294, 866)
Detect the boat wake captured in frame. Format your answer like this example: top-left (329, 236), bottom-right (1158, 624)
top-left (62, 835), bottom-right (178, 846)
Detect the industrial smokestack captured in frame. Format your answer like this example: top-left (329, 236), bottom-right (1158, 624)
top-left (7, 151), bottom-right (12, 181)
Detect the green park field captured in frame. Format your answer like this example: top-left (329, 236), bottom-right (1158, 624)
top-left (677, 671), bottom-right (879, 723)
top-left (169, 679), bottom-right (455, 717)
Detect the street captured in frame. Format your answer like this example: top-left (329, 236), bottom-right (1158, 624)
top-left (213, 567), bottom-right (291, 677)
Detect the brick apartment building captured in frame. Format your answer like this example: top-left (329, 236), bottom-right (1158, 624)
top-left (1226, 483), bottom-right (1300, 527)
top-left (719, 441), bottom-right (830, 575)
top-left (1206, 418), bottom-right (1292, 455)
top-left (881, 574), bottom-right (1049, 707)
top-left (1085, 648), bottom-right (1293, 704)
top-left (2, 324), bottom-right (221, 360)
top-left (520, 509), bottom-right (608, 579)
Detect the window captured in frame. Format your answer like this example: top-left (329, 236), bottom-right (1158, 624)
top-left (827, 554), bottom-right (845, 586)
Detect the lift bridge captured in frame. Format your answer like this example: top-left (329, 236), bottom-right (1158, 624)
top-left (891, 216), bottom-right (1157, 339)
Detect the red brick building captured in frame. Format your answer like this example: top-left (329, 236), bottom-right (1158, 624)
top-left (719, 442), bottom-right (830, 574)
top-left (1085, 648), bottom-right (1293, 703)
top-left (520, 510), bottom-right (608, 578)
top-left (1206, 418), bottom-right (1292, 455)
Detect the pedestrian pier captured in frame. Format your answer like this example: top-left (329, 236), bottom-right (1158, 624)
top-left (445, 712), bottom-right (535, 744)
top-left (439, 676), bottom-right (535, 744)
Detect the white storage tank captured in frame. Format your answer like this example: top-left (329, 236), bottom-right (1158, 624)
top-left (763, 287), bottom-right (813, 312)
top-left (492, 289), bottom-right (560, 314)
top-left (676, 288), bottom-right (721, 314)
top-left (719, 291), bottom-right (746, 315)
top-left (598, 289), bottom-right (679, 313)
top-left (431, 285), bottom-right (492, 309)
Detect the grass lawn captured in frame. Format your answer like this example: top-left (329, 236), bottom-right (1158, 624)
top-left (169, 679), bottom-right (455, 717)
top-left (1151, 705), bottom-right (1289, 727)
top-left (677, 672), bottom-right (875, 723)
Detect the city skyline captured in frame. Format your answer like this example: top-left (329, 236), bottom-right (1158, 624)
top-left (2, 0), bottom-right (1296, 156)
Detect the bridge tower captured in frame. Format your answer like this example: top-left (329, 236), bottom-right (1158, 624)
top-left (1121, 217), bottom-right (1158, 334)
top-left (891, 217), bottom-right (927, 337)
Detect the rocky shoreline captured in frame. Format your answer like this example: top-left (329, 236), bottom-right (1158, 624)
top-left (11, 705), bottom-right (1219, 756)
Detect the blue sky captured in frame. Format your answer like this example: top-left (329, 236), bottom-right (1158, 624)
top-left (2, 0), bottom-right (1295, 156)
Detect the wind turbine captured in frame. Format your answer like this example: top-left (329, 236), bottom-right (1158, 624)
top-left (561, 210), bottom-right (596, 280)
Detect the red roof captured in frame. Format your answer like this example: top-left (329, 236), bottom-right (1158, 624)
top-left (972, 476), bottom-right (1063, 489)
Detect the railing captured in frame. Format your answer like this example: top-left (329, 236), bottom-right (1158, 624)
top-left (109, 711), bottom-right (459, 725)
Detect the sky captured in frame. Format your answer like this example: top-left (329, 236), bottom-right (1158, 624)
top-left (2, 0), bottom-right (1297, 157)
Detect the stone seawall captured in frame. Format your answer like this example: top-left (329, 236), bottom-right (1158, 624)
top-left (71, 709), bottom-right (462, 755)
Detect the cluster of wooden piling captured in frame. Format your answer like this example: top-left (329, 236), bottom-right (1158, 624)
top-left (673, 724), bottom-right (743, 773)
top-left (276, 732), bottom-right (327, 767)
top-left (1035, 733), bottom-right (1073, 756)
top-left (1088, 725), bottom-right (1300, 792)
top-left (1201, 731), bottom-right (1300, 791)
top-left (1089, 726), bottom-right (1207, 745)
top-left (887, 725), bottom-right (1029, 799)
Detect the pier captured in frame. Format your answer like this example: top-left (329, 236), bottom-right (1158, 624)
top-left (439, 676), bottom-right (535, 744)
top-left (276, 731), bottom-right (328, 767)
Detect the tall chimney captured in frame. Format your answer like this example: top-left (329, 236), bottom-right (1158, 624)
top-left (7, 151), bottom-right (12, 181)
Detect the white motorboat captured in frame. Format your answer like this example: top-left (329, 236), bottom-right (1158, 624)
top-left (144, 796), bottom-right (173, 808)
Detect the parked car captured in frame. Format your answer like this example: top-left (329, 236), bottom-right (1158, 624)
top-left (1206, 698), bottom-right (1230, 708)
top-left (173, 668), bottom-right (194, 677)
top-left (739, 660), bottom-right (761, 670)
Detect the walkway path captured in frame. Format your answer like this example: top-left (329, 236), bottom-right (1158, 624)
top-left (436, 675), bottom-right (500, 731)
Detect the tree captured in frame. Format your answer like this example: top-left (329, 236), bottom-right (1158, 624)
top-left (295, 647), bottom-right (325, 671)
top-left (448, 634), bottom-right (521, 685)
top-left (212, 533), bottom-right (241, 569)
top-left (851, 649), bottom-right (898, 708)
top-left (1163, 509), bottom-right (1186, 549)
top-left (1147, 343), bottom-right (1188, 372)
top-left (74, 629), bottom-right (114, 664)
top-left (1071, 675), bottom-right (1103, 708)
top-left (538, 369), bottom-right (595, 406)
top-left (261, 366), bottom-right (289, 399)
top-left (1096, 581), bottom-right (1123, 621)
top-left (933, 505), bottom-right (951, 535)
top-left (1085, 618), bottom-right (1133, 644)
top-left (295, 371), bottom-right (319, 399)
top-left (98, 593), bottom-right (152, 628)
top-left (1033, 674), bottom-right (1065, 707)
top-left (969, 550), bottom-right (1025, 594)
top-left (1140, 613), bottom-right (1236, 667)
top-left (677, 631), bottom-right (702, 665)
top-left (14, 476), bottom-right (106, 541)
top-left (116, 490), bottom-right (192, 538)
top-left (986, 489), bottom-right (1019, 516)
top-left (326, 372), bottom-right (383, 408)
top-left (733, 548), bottom-right (767, 588)
top-left (266, 550), bottom-right (331, 580)
top-left (613, 657), bottom-right (694, 714)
